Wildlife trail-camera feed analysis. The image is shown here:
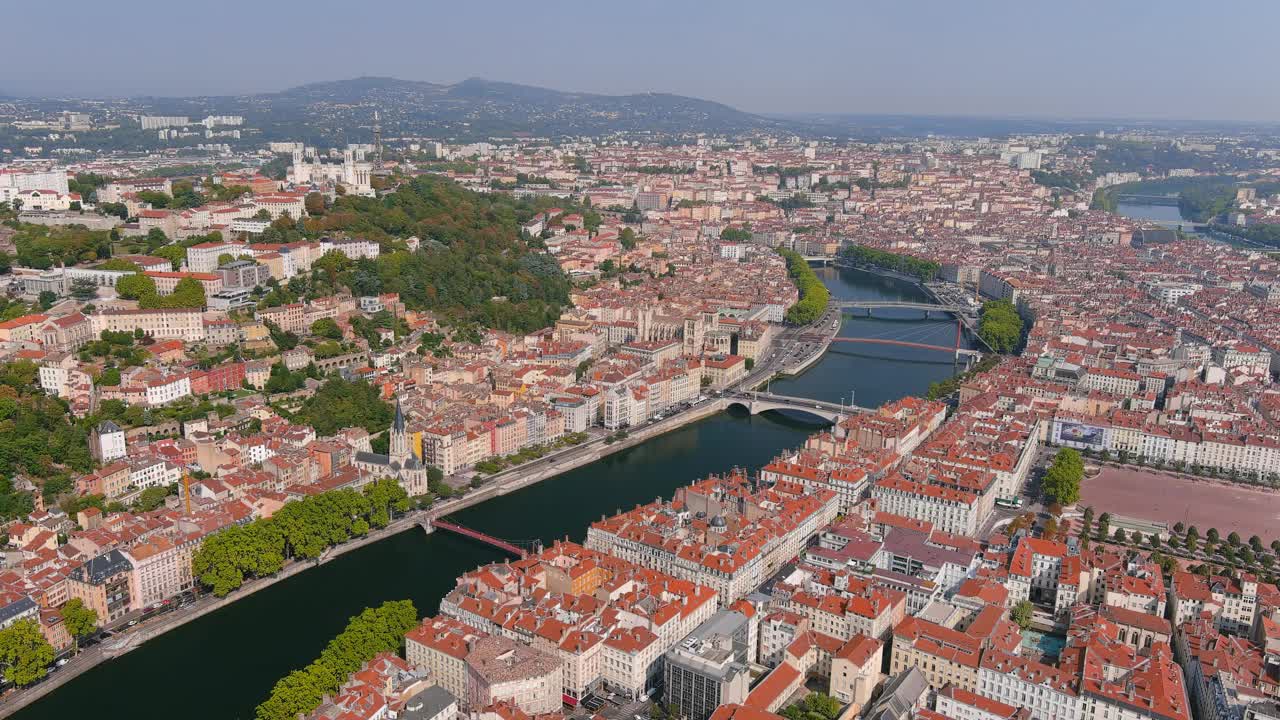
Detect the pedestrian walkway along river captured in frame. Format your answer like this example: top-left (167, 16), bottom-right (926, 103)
top-left (11, 265), bottom-right (972, 720)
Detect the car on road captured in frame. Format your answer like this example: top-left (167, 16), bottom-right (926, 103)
top-left (55, 659), bottom-right (68, 667)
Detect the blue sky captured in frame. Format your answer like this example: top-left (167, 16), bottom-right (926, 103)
top-left (8, 0), bottom-right (1277, 121)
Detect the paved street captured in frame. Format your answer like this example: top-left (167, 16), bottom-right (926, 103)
top-left (0, 311), bottom-right (841, 717)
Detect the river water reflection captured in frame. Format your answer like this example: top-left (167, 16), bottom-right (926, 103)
top-left (14, 265), bottom-right (961, 719)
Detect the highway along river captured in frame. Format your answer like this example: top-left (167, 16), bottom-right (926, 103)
top-left (13, 265), bottom-right (974, 720)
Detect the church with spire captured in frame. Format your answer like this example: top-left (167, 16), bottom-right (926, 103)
top-left (353, 398), bottom-right (429, 496)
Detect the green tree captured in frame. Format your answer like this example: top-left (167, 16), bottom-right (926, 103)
top-left (1097, 512), bottom-right (1111, 540)
top-left (1041, 448), bottom-right (1084, 506)
top-left (99, 258), bottom-right (140, 272)
top-left (144, 227), bottom-right (169, 251)
top-left (977, 299), bottom-right (1024, 354)
top-left (296, 379), bottom-right (392, 436)
top-left (152, 244), bottom-right (187, 270)
top-left (0, 620), bottom-right (55, 687)
top-left (192, 519), bottom-right (286, 597)
top-left (310, 317), bottom-right (343, 340)
top-left (132, 485), bottom-right (172, 513)
top-left (140, 276), bottom-right (204, 309)
top-left (777, 248), bottom-right (829, 324)
top-left (1011, 600), bottom-right (1034, 630)
top-left (255, 667), bottom-right (330, 720)
top-left (255, 600), bottom-right (418, 720)
top-left (60, 597), bottom-right (99, 652)
top-left (116, 272), bottom-right (158, 301)
top-left (363, 477), bottom-right (410, 529)
top-left (838, 244), bottom-right (939, 281)
top-left (619, 227), bottom-right (637, 250)
top-left (70, 277), bottom-right (99, 301)
top-left (13, 224), bottom-right (112, 268)
top-left (798, 693), bottom-right (842, 720)
top-left (0, 361), bottom-right (95, 493)
top-left (304, 192), bottom-right (326, 216)
top-left (264, 321), bottom-right (299, 352)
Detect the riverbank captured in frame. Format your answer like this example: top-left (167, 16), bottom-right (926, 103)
top-left (1, 399), bottom-right (755, 718)
top-left (834, 259), bottom-right (929, 286)
top-left (0, 504), bottom-right (431, 717)
top-left (13, 264), bottom-right (944, 720)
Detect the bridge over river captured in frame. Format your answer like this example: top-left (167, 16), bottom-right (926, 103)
top-left (723, 391), bottom-right (867, 424)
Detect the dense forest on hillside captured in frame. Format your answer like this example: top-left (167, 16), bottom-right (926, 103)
top-left (1073, 138), bottom-right (1261, 175)
top-left (0, 361), bottom-right (95, 517)
top-left (281, 175), bottom-right (573, 332)
top-left (3, 176), bottom-right (574, 332)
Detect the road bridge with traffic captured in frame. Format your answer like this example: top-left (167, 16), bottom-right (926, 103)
top-left (724, 391), bottom-right (866, 424)
top-left (833, 299), bottom-right (972, 317)
top-left (832, 299), bottom-right (993, 354)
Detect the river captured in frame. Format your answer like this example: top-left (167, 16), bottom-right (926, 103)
top-left (1115, 202), bottom-right (1192, 227)
top-left (12, 265), bottom-right (970, 720)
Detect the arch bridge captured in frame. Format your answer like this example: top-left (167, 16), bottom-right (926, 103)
top-left (724, 391), bottom-right (866, 424)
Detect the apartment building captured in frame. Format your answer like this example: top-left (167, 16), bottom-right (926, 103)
top-left (124, 534), bottom-right (197, 608)
top-left (585, 475), bottom-right (839, 604)
top-left (663, 610), bottom-right (754, 720)
top-left (465, 636), bottom-right (563, 715)
top-left (1171, 571), bottom-right (1260, 636)
top-left (785, 579), bottom-right (905, 644)
top-left (977, 650), bottom-right (1080, 719)
top-left (405, 616), bottom-right (487, 704)
top-left (871, 474), bottom-right (985, 537)
top-left (92, 309), bottom-right (206, 343)
top-left (890, 605), bottom-right (1020, 693)
top-left (65, 550), bottom-right (134, 624)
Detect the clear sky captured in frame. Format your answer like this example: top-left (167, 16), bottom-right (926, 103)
top-left (8, 0), bottom-right (1277, 122)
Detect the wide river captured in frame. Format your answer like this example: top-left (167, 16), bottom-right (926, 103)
top-left (14, 266), bottom-right (972, 719)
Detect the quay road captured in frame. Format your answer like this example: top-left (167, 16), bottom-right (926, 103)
top-left (0, 311), bottom-right (843, 718)
top-left (428, 307), bottom-right (843, 510)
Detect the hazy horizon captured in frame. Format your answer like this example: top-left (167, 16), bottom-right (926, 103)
top-left (8, 0), bottom-right (1279, 123)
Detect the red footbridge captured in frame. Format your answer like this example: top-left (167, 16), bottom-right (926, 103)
top-left (429, 519), bottom-right (541, 558)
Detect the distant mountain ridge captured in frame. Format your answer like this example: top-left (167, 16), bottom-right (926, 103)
top-left (138, 76), bottom-right (792, 141)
